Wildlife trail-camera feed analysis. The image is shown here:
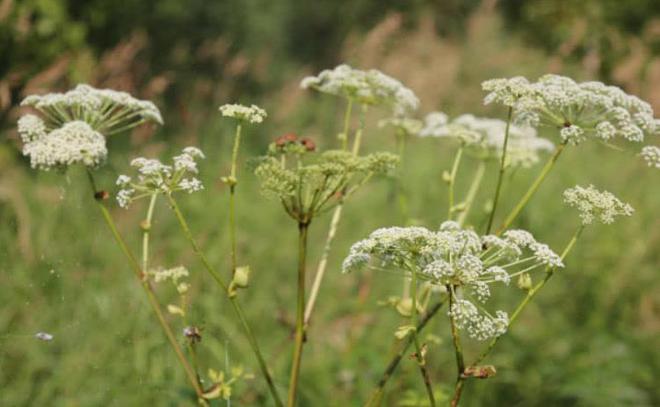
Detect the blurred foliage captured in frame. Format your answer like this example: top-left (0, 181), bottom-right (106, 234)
top-left (1, 1), bottom-right (659, 406)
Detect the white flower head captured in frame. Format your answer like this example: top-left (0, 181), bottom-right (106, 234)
top-left (640, 145), bottom-right (660, 168)
top-left (378, 116), bottom-right (423, 137)
top-left (563, 185), bottom-right (634, 225)
top-left (482, 75), bottom-right (657, 146)
top-left (22, 121), bottom-right (107, 170)
top-left (116, 146), bottom-right (205, 208)
top-left (343, 223), bottom-right (562, 340)
top-left (219, 103), bottom-right (267, 124)
top-left (301, 64), bottom-right (419, 115)
top-left (20, 84), bottom-right (162, 136)
top-left (420, 112), bottom-right (554, 168)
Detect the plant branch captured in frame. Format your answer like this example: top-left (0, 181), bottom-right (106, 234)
top-left (484, 107), bottom-right (513, 234)
top-left (166, 194), bottom-right (284, 407)
top-left (365, 301), bottom-right (444, 407)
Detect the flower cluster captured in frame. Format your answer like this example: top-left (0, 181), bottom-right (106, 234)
top-left (20, 84), bottom-right (162, 135)
top-left (378, 116), bottom-right (423, 137)
top-left (301, 64), bottom-right (419, 115)
top-left (21, 120), bottom-right (107, 170)
top-left (116, 147), bottom-right (205, 208)
top-left (342, 221), bottom-right (563, 340)
top-left (563, 185), bottom-right (634, 225)
top-left (419, 112), bottom-right (554, 168)
top-left (149, 265), bottom-right (190, 294)
top-left (219, 103), bottom-right (267, 124)
top-left (482, 75), bottom-right (657, 145)
top-left (254, 144), bottom-right (398, 221)
top-left (640, 145), bottom-right (660, 168)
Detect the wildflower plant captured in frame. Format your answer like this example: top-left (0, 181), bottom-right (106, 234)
top-left (16, 66), bottom-right (656, 407)
top-left (115, 147), bottom-right (205, 208)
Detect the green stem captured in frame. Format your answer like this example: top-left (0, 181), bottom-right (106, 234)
top-left (484, 107), bottom-right (513, 234)
top-left (228, 123), bottom-right (243, 276)
top-left (395, 130), bottom-right (409, 221)
top-left (496, 141), bottom-right (567, 234)
top-left (340, 98), bottom-right (354, 150)
top-left (457, 161), bottom-right (486, 227)
top-left (410, 268), bottom-right (436, 407)
top-left (85, 173), bottom-right (206, 403)
top-left (304, 205), bottom-right (342, 326)
top-left (365, 301), bottom-right (444, 407)
top-left (166, 195), bottom-right (284, 407)
top-left (449, 289), bottom-right (466, 407)
top-left (287, 221), bottom-right (310, 407)
top-left (471, 225), bottom-right (584, 367)
top-left (351, 105), bottom-right (368, 156)
top-left (447, 147), bottom-right (464, 220)
top-left (142, 193), bottom-right (158, 272)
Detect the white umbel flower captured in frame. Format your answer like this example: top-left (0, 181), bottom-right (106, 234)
top-left (419, 112), bottom-right (554, 168)
top-left (301, 64), bottom-right (419, 115)
top-left (640, 145), bottom-right (660, 168)
top-left (563, 185), bottom-right (634, 225)
top-left (22, 121), bottom-right (107, 170)
top-left (116, 146), bottom-right (205, 208)
top-left (20, 84), bottom-right (162, 135)
top-left (482, 74), bottom-right (657, 145)
top-left (219, 103), bottom-right (267, 124)
top-left (342, 224), bottom-right (562, 340)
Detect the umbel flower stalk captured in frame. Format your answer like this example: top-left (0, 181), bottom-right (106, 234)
top-left (167, 195), bottom-right (284, 407)
top-left (86, 171), bottom-right (208, 405)
top-left (219, 103), bottom-right (267, 277)
top-left (254, 135), bottom-right (399, 406)
top-left (302, 65), bottom-right (419, 328)
top-left (450, 185), bottom-right (633, 406)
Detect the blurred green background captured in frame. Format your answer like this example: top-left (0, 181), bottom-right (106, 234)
top-left (1, 0), bottom-right (659, 405)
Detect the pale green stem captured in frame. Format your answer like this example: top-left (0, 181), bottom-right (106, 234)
top-left (304, 205), bottom-right (342, 326)
top-left (395, 130), bottom-right (410, 221)
top-left (302, 98), bottom-right (361, 326)
top-left (364, 301), bottom-right (444, 407)
top-left (457, 161), bottom-right (486, 227)
top-left (340, 98), bottom-right (354, 151)
top-left (287, 221), bottom-right (310, 407)
top-left (448, 287), bottom-right (466, 407)
top-left (447, 147), bottom-right (464, 221)
top-left (496, 141), bottom-right (567, 234)
top-left (166, 195), bottom-right (284, 407)
top-left (410, 267), bottom-right (436, 407)
top-left (471, 225), bottom-right (584, 367)
top-left (85, 172), bottom-right (206, 404)
top-left (228, 123), bottom-right (243, 276)
top-left (142, 193), bottom-right (158, 272)
top-left (351, 105), bottom-right (368, 156)
top-left (484, 107), bottom-right (513, 234)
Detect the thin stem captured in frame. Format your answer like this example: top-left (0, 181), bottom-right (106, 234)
top-left (166, 195), bottom-right (284, 407)
top-left (365, 301), bottom-right (444, 407)
top-left (484, 107), bottom-right (513, 234)
top-left (302, 98), bottom-right (362, 326)
top-left (228, 123), bottom-right (243, 276)
top-left (447, 147), bottom-right (464, 220)
top-left (287, 222), bottom-right (310, 407)
top-left (471, 225), bottom-right (584, 366)
top-left (410, 268), bottom-right (436, 407)
top-left (85, 172), bottom-right (205, 403)
top-left (457, 161), bottom-right (486, 227)
top-left (304, 205), bottom-right (342, 326)
top-left (340, 98), bottom-right (354, 151)
top-left (142, 193), bottom-right (158, 271)
top-left (449, 288), bottom-right (466, 407)
top-left (351, 104), bottom-right (368, 156)
top-left (395, 130), bottom-right (409, 221)
top-left (496, 141), bottom-right (567, 234)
